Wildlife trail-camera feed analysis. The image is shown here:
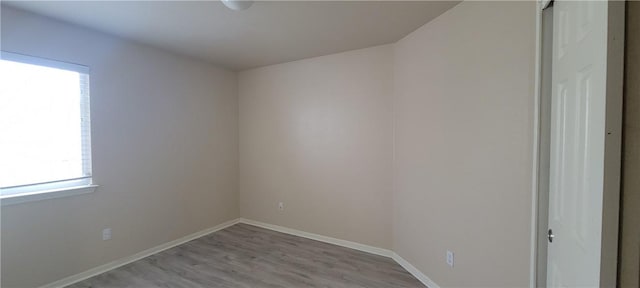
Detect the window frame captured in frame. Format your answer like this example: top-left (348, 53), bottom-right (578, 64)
top-left (0, 51), bottom-right (98, 205)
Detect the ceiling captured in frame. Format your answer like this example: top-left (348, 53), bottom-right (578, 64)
top-left (4, 1), bottom-right (459, 71)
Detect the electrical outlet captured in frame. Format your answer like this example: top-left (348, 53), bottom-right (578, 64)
top-left (102, 228), bottom-right (112, 240)
top-left (446, 250), bottom-right (454, 267)
top-left (278, 202), bottom-right (284, 211)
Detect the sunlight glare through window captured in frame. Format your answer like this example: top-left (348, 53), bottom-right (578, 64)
top-left (0, 59), bottom-right (87, 188)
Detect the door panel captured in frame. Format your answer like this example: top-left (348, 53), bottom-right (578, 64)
top-left (547, 1), bottom-right (607, 287)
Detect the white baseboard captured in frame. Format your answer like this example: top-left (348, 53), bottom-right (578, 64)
top-left (392, 252), bottom-right (441, 288)
top-left (40, 218), bottom-right (241, 288)
top-left (40, 217), bottom-right (440, 288)
top-left (238, 218), bottom-right (393, 258)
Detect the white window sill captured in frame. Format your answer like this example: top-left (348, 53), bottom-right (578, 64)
top-left (0, 184), bottom-right (99, 206)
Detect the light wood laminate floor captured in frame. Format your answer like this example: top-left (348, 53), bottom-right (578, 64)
top-left (67, 223), bottom-right (425, 288)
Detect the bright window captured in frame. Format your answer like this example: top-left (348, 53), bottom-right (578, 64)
top-left (0, 52), bottom-right (93, 197)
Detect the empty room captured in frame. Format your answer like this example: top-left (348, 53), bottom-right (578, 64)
top-left (0, 0), bottom-right (635, 287)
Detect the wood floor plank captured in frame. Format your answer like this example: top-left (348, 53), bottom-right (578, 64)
top-left (67, 224), bottom-right (425, 288)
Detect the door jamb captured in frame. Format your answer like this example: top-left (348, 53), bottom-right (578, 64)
top-left (600, 2), bottom-right (624, 287)
top-left (530, 1), bottom-right (546, 287)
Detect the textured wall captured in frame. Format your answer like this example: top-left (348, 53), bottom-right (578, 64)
top-left (1, 7), bottom-right (239, 287)
top-left (238, 45), bottom-right (394, 249)
top-left (392, 2), bottom-right (536, 286)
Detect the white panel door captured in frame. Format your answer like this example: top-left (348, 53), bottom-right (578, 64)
top-left (547, 1), bottom-right (608, 287)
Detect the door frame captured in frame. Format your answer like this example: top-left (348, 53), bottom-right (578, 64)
top-left (531, 1), bottom-right (625, 287)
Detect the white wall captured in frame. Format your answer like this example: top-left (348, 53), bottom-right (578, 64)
top-left (238, 45), bottom-right (394, 249)
top-left (1, 7), bottom-right (239, 288)
top-left (393, 1), bottom-right (536, 286)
